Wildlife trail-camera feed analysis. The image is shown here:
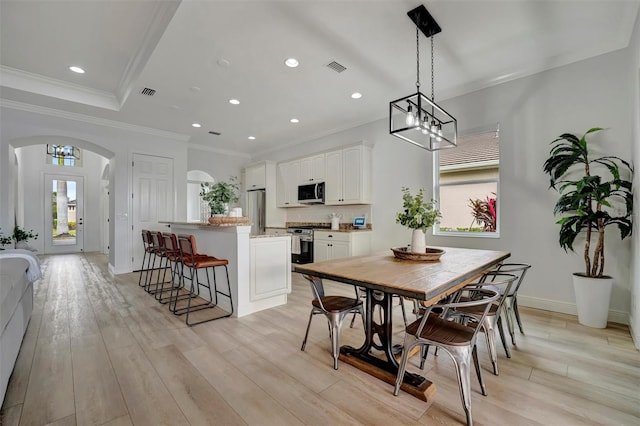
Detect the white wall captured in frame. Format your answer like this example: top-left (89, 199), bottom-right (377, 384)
top-left (628, 8), bottom-right (640, 347)
top-left (14, 145), bottom-right (107, 253)
top-left (255, 46), bottom-right (635, 324)
top-left (187, 146), bottom-right (249, 183)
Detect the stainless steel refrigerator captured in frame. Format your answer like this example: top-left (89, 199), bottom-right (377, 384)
top-left (246, 189), bottom-right (266, 235)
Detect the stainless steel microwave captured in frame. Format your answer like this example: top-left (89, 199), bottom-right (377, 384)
top-left (298, 182), bottom-right (325, 204)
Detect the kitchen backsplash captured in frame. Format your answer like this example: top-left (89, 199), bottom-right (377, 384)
top-left (286, 204), bottom-right (373, 227)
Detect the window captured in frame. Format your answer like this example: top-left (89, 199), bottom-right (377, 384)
top-left (434, 127), bottom-right (500, 237)
top-left (47, 144), bottom-right (82, 167)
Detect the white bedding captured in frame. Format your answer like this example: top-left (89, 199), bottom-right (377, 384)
top-left (0, 249), bottom-right (42, 282)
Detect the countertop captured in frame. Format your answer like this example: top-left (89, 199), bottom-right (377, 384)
top-left (266, 224), bottom-right (372, 234)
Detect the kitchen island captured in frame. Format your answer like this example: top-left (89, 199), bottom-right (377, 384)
top-left (166, 222), bottom-right (291, 317)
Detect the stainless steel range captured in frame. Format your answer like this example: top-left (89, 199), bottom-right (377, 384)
top-left (287, 225), bottom-right (330, 264)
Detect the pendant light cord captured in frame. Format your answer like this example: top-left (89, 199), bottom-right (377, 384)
top-left (415, 26), bottom-right (420, 90)
top-left (431, 36), bottom-right (435, 102)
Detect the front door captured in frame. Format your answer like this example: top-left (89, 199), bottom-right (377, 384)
top-left (44, 174), bottom-right (84, 253)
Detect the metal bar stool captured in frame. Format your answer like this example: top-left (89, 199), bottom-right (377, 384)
top-left (170, 234), bottom-right (233, 326)
top-left (154, 232), bottom-right (195, 304)
top-left (145, 231), bottom-right (172, 295)
top-left (138, 229), bottom-right (155, 288)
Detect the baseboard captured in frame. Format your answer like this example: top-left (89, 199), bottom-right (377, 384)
top-left (518, 295), bottom-right (629, 325)
top-left (629, 321), bottom-right (640, 350)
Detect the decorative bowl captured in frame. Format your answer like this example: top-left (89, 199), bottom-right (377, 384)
top-left (208, 216), bottom-right (249, 225)
top-left (391, 246), bottom-right (445, 262)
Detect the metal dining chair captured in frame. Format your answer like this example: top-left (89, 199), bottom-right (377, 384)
top-left (446, 272), bottom-right (518, 375)
top-left (490, 263), bottom-right (531, 345)
top-left (393, 286), bottom-right (499, 426)
top-left (300, 275), bottom-right (364, 370)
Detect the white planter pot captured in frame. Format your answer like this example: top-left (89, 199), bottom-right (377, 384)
top-left (410, 229), bottom-right (426, 254)
top-left (572, 274), bottom-right (613, 328)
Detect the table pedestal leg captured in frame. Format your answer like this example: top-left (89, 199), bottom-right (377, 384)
top-left (339, 289), bottom-right (436, 401)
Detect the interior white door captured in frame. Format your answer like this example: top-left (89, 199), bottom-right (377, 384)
top-left (44, 174), bottom-right (84, 253)
top-left (132, 153), bottom-right (174, 269)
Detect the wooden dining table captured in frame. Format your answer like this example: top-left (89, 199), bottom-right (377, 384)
top-left (293, 246), bottom-right (510, 401)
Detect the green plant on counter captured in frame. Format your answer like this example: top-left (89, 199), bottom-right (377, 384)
top-left (200, 176), bottom-right (240, 215)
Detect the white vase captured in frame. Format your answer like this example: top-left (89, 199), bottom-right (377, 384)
top-left (410, 229), bottom-right (426, 253)
top-left (572, 274), bottom-right (613, 328)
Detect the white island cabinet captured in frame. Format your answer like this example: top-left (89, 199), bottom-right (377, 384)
top-left (167, 223), bottom-right (291, 317)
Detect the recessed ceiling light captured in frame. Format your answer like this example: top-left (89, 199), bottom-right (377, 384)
top-left (351, 92), bottom-right (362, 99)
top-left (284, 58), bottom-right (299, 68)
top-left (190, 86), bottom-right (201, 92)
top-left (229, 99), bottom-right (240, 105)
top-left (69, 66), bottom-right (85, 74)
top-left (290, 118), bottom-right (299, 123)
top-left (192, 123), bottom-right (202, 128)
top-left (248, 136), bottom-right (256, 140)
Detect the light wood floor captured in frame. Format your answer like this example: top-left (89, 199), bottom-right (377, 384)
top-left (1, 253), bottom-right (639, 426)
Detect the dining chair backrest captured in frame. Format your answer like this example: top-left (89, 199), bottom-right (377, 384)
top-left (473, 272), bottom-right (518, 313)
top-left (302, 275), bottom-right (326, 301)
top-left (417, 286), bottom-right (500, 343)
top-left (493, 263), bottom-right (531, 296)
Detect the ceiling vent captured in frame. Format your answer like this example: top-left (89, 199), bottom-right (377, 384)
top-left (139, 87), bottom-right (156, 96)
top-left (208, 131), bottom-right (221, 136)
top-left (326, 61), bottom-right (347, 73)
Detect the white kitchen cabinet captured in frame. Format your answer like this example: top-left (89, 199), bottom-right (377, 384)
top-left (299, 154), bottom-right (325, 183)
top-left (313, 230), bottom-right (371, 262)
top-left (324, 145), bottom-right (371, 205)
top-left (276, 160), bottom-right (301, 207)
top-left (250, 236), bottom-right (291, 301)
top-left (244, 162), bottom-right (266, 190)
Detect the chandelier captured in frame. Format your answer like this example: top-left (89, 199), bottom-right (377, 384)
top-left (389, 5), bottom-right (457, 151)
top-left (47, 144), bottom-right (80, 159)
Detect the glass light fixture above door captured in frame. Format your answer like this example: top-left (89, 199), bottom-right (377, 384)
top-left (389, 5), bottom-right (457, 151)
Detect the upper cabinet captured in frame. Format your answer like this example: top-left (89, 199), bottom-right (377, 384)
top-left (245, 162), bottom-right (266, 190)
top-left (276, 160), bottom-right (301, 207)
top-left (325, 145), bottom-right (371, 205)
top-left (299, 154), bottom-right (325, 183)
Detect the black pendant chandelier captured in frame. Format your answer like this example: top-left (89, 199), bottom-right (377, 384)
top-left (389, 5), bottom-right (457, 151)
top-left (46, 144), bottom-right (80, 159)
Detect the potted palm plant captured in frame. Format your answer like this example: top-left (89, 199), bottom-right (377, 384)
top-left (543, 127), bottom-right (633, 328)
top-left (396, 187), bottom-right (441, 254)
top-left (200, 176), bottom-right (240, 217)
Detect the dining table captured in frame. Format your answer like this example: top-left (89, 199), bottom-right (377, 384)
top-left (293, 246), bottom-right (510, 401)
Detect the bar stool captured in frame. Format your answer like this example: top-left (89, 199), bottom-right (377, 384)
top-left (170, 234), bottom-right (234, 326)
top-left (145, 231), bottom-right (172, 295)
top-left (138, 230), bottom-right (155, 288)
top-left (155, 232), bottom-right (193, 304)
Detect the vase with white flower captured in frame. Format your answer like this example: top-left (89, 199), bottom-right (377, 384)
top-left (396, 187), bottom-right (441, 253)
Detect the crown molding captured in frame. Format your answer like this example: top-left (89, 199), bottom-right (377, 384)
top-left (187, 142), bottom-right (250, 159)
top-left (0, 65), bottom-right (120, 110)
top-left (0, 99), bottom-right (190, 142)
top-left (116, 0), bottom-right (181, 106)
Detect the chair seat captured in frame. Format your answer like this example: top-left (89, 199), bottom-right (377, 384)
top-left (312, 296), bottom-right (361, 313)
top-left (187, 256), bottom-right (229, 268)
top-left (455, 303), bottom-right (499, 317)
top-left (405, 313), bottom-right (475, 346)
